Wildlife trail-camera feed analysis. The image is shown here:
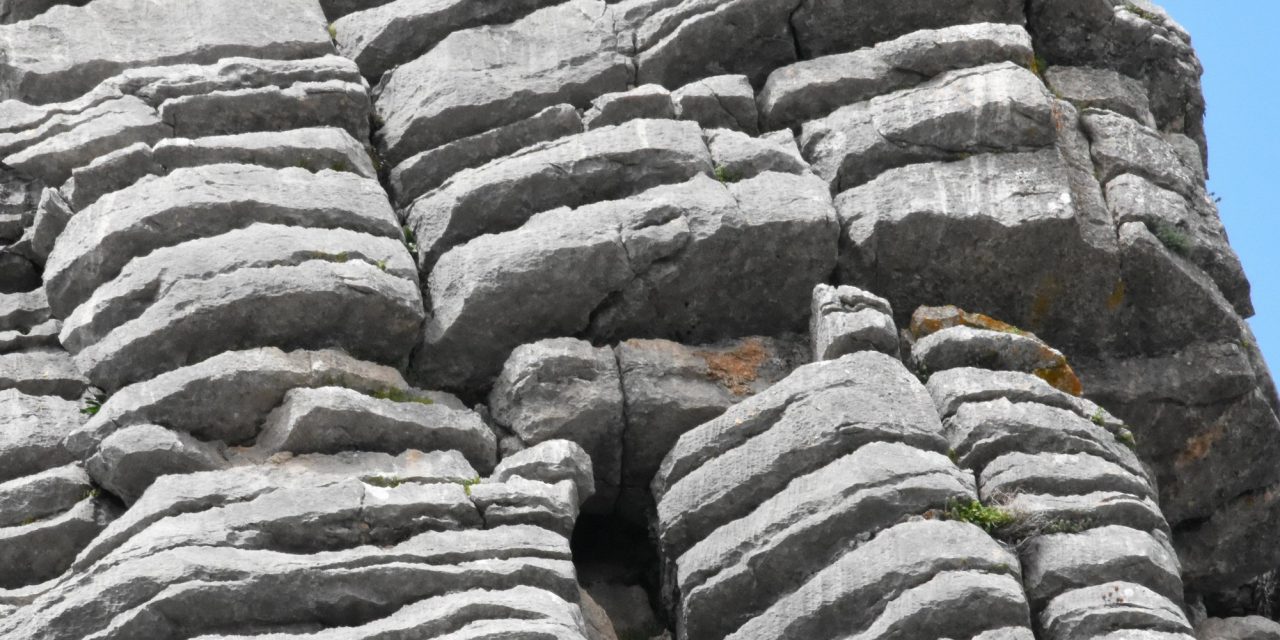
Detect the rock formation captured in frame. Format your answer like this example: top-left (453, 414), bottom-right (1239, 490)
top-left (0, 0), bottom-right (1276, 637)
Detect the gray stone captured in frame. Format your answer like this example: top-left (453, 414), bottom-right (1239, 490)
top-left (724, 520), bottom-right (1023, 640)
top-left (333, 0), bottom-right (561, 83)
top-left (912, 325), bottom-right (1071, 376)
top-left (801, 62), bottom-right (1055, 192)
top-left (470, 477), bottom-right (579, 536)
top-left (980, 452), bottom-right (1155, 503)
top-left (86, 424), bottom-right (228, 504)
top-left (1040, 582), bottom-right (1192, 640)
top-left (44, 164), bottom-right (400, 317)
top-left (113, 55), bottom-right (365, 108)
top-left (492, 439), bottom-right (595, 507)
top-left (0, 348), bottom-right (88, 399)
top-left (373, 0), bottom-right (631, 165)
top-left (945, 399), bottom-right (1147, 480)
top-left (0, 0), bottom-right (87, 24)
top-left (677, 442), bottom-right (974, 640)
top-left (1045, 67), bottom-right (1156, 127)
top-left (59, 224), bottom-right (417, 354)
top-left (615, 336), bottom-right (807, 522)
top-left (17, 187), bottom-right (74, 266)
top-left (0, 497), bottom-right (112, 588)
top-left (1197, 617), bottom-right (1280, 640)
top-left (0, 464), bottom-right (92, 528)
top-left (416, 173), bottom-right (836, 393)
top-left (926, 367), bottom-right (1120, 426)
top-left (671, 75), bottom-right (759, 134)
top-left (2, 96), bottom-right (167, 186)
top-left (837, 147), bottom-right (1120, 345)
top-left (62, 141), bottom-right (159, 210)
top-left (0, 93), bottom-right (130, 159)
top-left (388, 104), bottom-right (583, 208)
top-left (251, 386), bottom-right (497, 472)
top-left (405, 118), bottom-right (711, 270)
top-left (0, 390), bottom-right (82, 483)
top-left (158, 80), bottom-right (371, 140)
top-left (791, 0), bottom-right (1023, 59)
top-left (1021, 526), bottom-right (1183, 607)
top-left (584, 85), bottom-right (676, 130)
top-left (810, 283), bottom-right (898, 360)
top-left (632, 0), bottom-right (798, 89)
top-left (1106, 173), bottom-right (1252, 316)
top-left (0, 287), bottom-right (48, 333)
top-left (489, 338), bottom-right (623, 512)
top-left (1000, 492), bottom-right (1168, 538)
top-left (153, 127), bottom-right (376, 179)
top-left (845, 571), bottom-right (1031, 640)
top-left (655, 352), bottom-right (944, 559)
top-left (1083, 109), bottom-right (1202, 198)
top-left (71, 260), bottom-right (424, 391)
top-left (0, 251), bottom-right (40, 294)
top-left (0, 318), bottom-right (61, 354)
top-left (706, 128), bottom-right (809, 182)
top-left (759, 22), bottom-right (1033, 130)
top-left (318, 0), bottom-right (395, 22)
top-left (0, 0), bottom-right (333, 104)
top-left (66, 348), bottom-right (409, 454)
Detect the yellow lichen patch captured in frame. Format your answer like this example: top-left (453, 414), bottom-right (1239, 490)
top-left (1107, 279), bottom-right (1126, 311)
top-left (697, 338), bottom-right (769, 396)
top-left (1033, 363), bottom-right (1083, 397)
top-left (1176, 422), bottom-right (1228, 470)
top-left (909, 305), bottom-right (1025, 340)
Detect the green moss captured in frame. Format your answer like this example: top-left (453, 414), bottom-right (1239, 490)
top-left (1152, 222), bottom-right (1192, 256)
top-left (364, 475), bottom-right (403, 488)
top-left (1122, 2), bottom-right (1158, 21)
top-left (402, 225), bottom-right (418, 255)
top-left (327, 23), bottom-right (337, 39)
top-left (947, 448), bottom-right (959, 464)
top-left (1029, 53), bottom-right (1049, 77)
top-left (944, 499), bottom-right (1018, 534)
top-left (83, 487), bottom-right (101, 500)
top-left (376, 259), bottom-right (388, 272)
top-left (330, 159), bottom-right (351, 173)
top-left (1091, 408), bottom-right (1106, 427)
top-left (309, 251), bottom-right (350, 263)
top-left (370, 387), bottom-right (434, 406)
top-left (458, 477), bottom-right (482, 496)
top-left (713, 165), bottom-right (739, 184)
top-left (1115, 429), bottom-right (1138, 450)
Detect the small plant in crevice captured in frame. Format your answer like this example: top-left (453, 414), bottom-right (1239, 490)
top-left (1151, 222), bottom-right (1192, 256)
top-left (83, 487), bottom-right (102, 500)
top-left (1122, 2), bottom-right (1158, 22)
top-left (1115, 429), bottom-right (1138, 451)
top-left (401, 225), bottom-right (418, 255)
top-left (369, 387), bottom-right (434, 406)
top-left (942, 499), bottom-right (1018, 534)
top-left (81, 392), bottom-right (108, 416)
top-left (1091, 408), bottom-right (1107, 427)
top-left (458, 476), bottom-right (482, 496)
top-left (376, 259), bottom-right (388, 272)
top-left (713, 165), bottom-right (739, 184)
top-left (364, 475), bottom-right (404, 488)
top-left (327, 23), bottom-right (337, 40)
top-left (1029, 53), bottom-right (1050, 77)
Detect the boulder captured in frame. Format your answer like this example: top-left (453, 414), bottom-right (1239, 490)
top-left (1020, 526), bottom-right (1183, 607)
top-left (0, 497), bottom-right (114, 588)
top-left (672, 75), bottom-right (759, 134)
top-left (1045, 67), bottom-right (1156, 127)
top-left (706, 128), bottom-right (809, 182)
top-left (584, 85), bottom-right (676, 130)
top-left (1082, 109), bottom-right (1202, 199)
top-left (86, 424), bottom-right (228, 504)
top-left (0, 348), bottom-right (88, 399)
top-left (158, 80), bottom-right (371, 140)
top-left (0, 390), bottom-right (83, 483)
top-left (16, 187), bottom-right (74, 265)
top-left (489, 338), bottom-right (624, 512)
top-left (491, 440), bottom-right (595, 507)
top-left (810, 283), bottom-right (898, 360)
top-left (0, 0), bottom-right (332, 104)
top-left (912, 325), bottom-right (1082, 396)
top-left (62, 141), bottom-right (159, 210)
top-left (632, 0), bottom-right (797, 89)
top-left (1040, 582), bottom-right (1192, 640)
top-left (373, 0), bottom-right (631, 165)
top-left (2, 96), bottom-right (167, 186)
top-left (0, 463), bottom-right (93, 528)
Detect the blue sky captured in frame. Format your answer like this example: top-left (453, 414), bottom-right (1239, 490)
top-left (1158, 1), bottom-right (1279, 369)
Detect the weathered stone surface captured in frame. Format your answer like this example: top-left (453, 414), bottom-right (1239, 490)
top-left (470, 477), bottom-right (580, 536)
top-left (251, 386), bottom-right (496, 472)
top-left (66, 348), bottom-right (408, 454)
top-left (489, 338), bottom-right (623, 512)
top-left (14, 188), bottom-right (70, 268)
top-left (492, 440), bottom-right (595, 507)
top-left (0, 0), bottom-right (87, 24)
top-left (0, 390), bottom-right (82, 483)
top-left (0, 318), bottom-right (60, 354)
top-left (0, 251), bottom-right (40, 294)
top-left (0, 463), bottom-right (92, 528)
top-left (790, 0), bottom-right (1023, 59)
top-left (1197, 616), bottom-right (1280, 640)
top-left (153, 127), bottom-right (376, 178)
top-left (671, 75), bottom-right (759, 134)
top-left (389, 104), bottom-right (583, 207)
top-left (159, 80), bottom-right (371, 140)
top-left (724, 520), bottom-right (1024, 640)
top-left (1040, 582), bottom-right (1192, 640)
top-left (927, 368), bottom-right (1118, 426)
top-left (333, 0), bottom-right (561, 83)
top-left (848, 571), bottom-right (1030, 640)
top-left (0, 0), bottom-right (333, 104)
top-left (585, 85), bottom-right (676, 131)
top-left (1001, 492), bottom-right (1168, 537)
top-left (1084, 109), bottom-right (1202, 199)
top-left (86, 424), bottom-right (228, 504)
top-left (373, 0), bottom-right (631, 165)
top-left (760, 22), bottom-right (1033, 130)
top-left (0, 497), bottom-right (113, 588)
top-left (417, 172), bottom-right (836, 393)
top-left (980, 452), bottom-right (1155, 503)
top-left (677, 442), bottom-right (974, 640)
top-left (0, 287), bottom-right (48, 333)
top-left (1021, 526), bottom-right (1182, 607)
top-left (837, 147), bottom-right (1119, 347)
top-left (802, 62), bottom-right (1055, 192)
top-left (406, 118), bottom-right (711, 269)
top-left (655, 352), bottom-right (944, 559)
top-left (61, 142), bottom-right (158, 210)
top-left (912, 326), bottom-right (1079, 389)
top-left (810, 283), bottom-right (898, 360)
top-left (44, 163), bottom-right (400, 317)
top-left (1045, 66), bottom-right (1156, 127)
top-left (71, 260), bottom-right (423, 391)
top-left (631, 0), bottom-right (798, 89)
top-left (2, 96), bottom-right (167, 186)
top-left (945, 399), bottom-right (1146, 480)
top-left (59, 224), bottom-right (417, 354)
top-left (706, 128), bottom-right (808, 182)
top-left (0, 348), bottom-right (88, 399)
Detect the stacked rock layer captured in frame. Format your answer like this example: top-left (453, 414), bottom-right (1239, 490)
top-left (0, 0), bottom-right (1276, 637)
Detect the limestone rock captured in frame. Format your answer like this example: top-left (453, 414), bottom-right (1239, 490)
top-left (2, 96), bottom-right (167, 186)
top-left (86, 424), bottom-right (228, 504)
top-left (1021, 526), bottom-right (1183, 607)
top-left (62, 141), bottom-right (159, 210)
top-left (492, 440), bottom-right (595, 507)
top-left (1197, 616), bottom-right (1280, 640)
top-left (0, 497), bottom-right (114, 588)
top-left (0, 318), bottom-right (61, 354)
top-left (489, 338), bottom-right (623, 512)
top-left (0, 463), bottom-right (93, 528)
top-left (584, 85), bottom-right (676, 130)
top-left (153, 127), bottom-right (376, 179)
top-left (632, 0), bottom-right (798, 89)
top-left (671, 75), bottom-right (759, 134)
top-left (0, 287), bottom-right (49, 333)
top-left (1083, 109), bottom-right (1202, 199)
top-left (0, 390), bottom-right (83, 483)
top-left (790, 0), bottom-right (1023, 59)
top-left (158, 80), bottom-right (371, 140)
top-left (0, 0), bottom-right (333, 104)
top-left (810, 283), bottom-right (898, 360)
top-left (0, 348), bottom-right (88, 399)
top-left (1045, 67), bottom-right (1157, 127)
top-left (912, 325), bottom-right (1082, 395)
top-left (1040, 582), bottom-right (1192, 640)
top-left (705, 128), bottom-right (809, 182)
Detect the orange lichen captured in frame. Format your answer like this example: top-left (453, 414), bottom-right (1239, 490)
top-left (1176, 422), bottom-right (1228, 469)
top-left (1033, 363), bottom-right (1084, 397)
top-left (909, 305), bottom-right (1025, 340)
top-left (1107, 279), bottom-right (1127, 311)
top-left (697, 338), bottom-right (770, 396)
